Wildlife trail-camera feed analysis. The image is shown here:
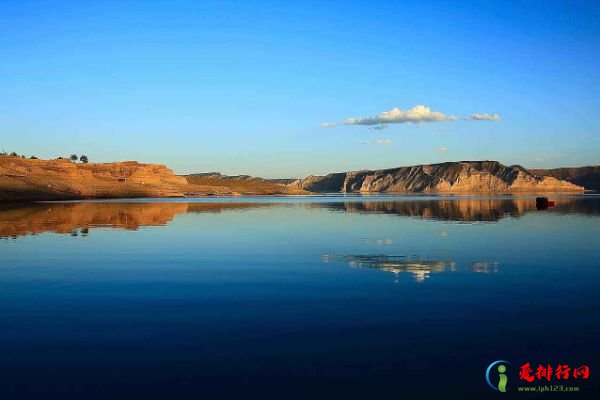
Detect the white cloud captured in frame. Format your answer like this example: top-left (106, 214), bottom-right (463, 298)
top-left (320, 122), bottom-right (337, 128)
top-left (436, 146), bottom-right (448, 153)
top-left (346, 105), bottom-right (456, 126)
top-left (361, 139), bottom-right (393, 145)
top-left (467, 113), bottom-right (501, 121)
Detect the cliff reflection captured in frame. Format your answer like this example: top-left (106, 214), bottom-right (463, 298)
top-left (317, 196), bottom-right (600, 222)
top-left (322, 254), bottom-right (498, 283)
top-left (1, 195), bottom-right (597, 239)
top-left (0, 202), bottom-right (269, 239)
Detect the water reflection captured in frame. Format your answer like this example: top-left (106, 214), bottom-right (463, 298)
top-left (322, 254), bottom-right (455, 282)
top-left (471, 261), bottom-right (500, 274)
top-left (0, 196), bottom-right (599, 399)
top-left (320, 196), bottom-right (600, 222)
top-left (360, 238), bottom-right (394, 246)
top-left (0, 202), bottom-right (268, 239)
top-left (322, 254), bottom-right (499, 283)
top-left (0, 195), bottom-right (598, 239)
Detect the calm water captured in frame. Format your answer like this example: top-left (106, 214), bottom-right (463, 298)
top-left (1, 195), bottom-right (599, 399)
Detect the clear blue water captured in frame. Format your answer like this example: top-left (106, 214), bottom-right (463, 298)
top-left (1, 195), bottom-right (599, 399)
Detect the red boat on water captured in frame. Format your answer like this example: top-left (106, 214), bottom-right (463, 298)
top-left (536, 197), bottom-right (556, 209)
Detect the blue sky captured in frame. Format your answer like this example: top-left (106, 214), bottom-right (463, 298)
top-left (1, 0), bottom-right (599, 177)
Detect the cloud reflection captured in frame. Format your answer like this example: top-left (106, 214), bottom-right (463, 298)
top-left (322, 254), bottom-right (499, 283)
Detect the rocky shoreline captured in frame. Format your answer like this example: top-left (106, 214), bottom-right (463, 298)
top-left (0, 157), bottom-right (587, 202)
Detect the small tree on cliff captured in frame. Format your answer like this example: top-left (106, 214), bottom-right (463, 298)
top-left (70, 154), bottom-right (78, 162)
top-left (80, 155), bottom-right (89, 164)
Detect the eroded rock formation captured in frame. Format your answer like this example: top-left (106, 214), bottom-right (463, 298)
top-left (288, 161), bottom-right (583, 193)
top-left (0, 158), bottom-right (584, 202)
top-left (0, 157), bottom-right (189, 201)
top-left (530, 166), bottom-right (600, 191)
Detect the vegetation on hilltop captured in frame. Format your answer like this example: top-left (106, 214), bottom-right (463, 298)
top-left (1, 151), bottom-right (89, 163)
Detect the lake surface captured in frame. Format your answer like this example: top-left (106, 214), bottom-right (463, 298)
top-left (1, 195), bottom-right (599, 399)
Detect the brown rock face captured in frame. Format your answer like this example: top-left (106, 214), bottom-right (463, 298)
top-left (0, 157), bottom-right (584, 201)
top-left (0, 157), bottom-right (189, 201)
top-left (288, 173), bottom-right (348, 192)
top-left (289, 161), bottom-right (583, 193)
top-left (185, 173), bottom-right (303, 195)
top-left (530, 166), bottom-right (600, 191)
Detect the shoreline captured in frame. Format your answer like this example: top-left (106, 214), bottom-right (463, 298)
top-left (0, 157), bottom-right (591, 203)
top-left (2, 191), bottom-right (595, 206)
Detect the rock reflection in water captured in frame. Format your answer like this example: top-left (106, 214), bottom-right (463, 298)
top-left (1, 195), bottom-right (598, 239)
top-left (318, 196), bottom-right (600, 222)
top-left (0, 202), bottom-right (269, 239)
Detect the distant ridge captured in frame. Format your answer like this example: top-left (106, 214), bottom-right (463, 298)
top-left (0, 157), bottom-right (585, 202)
top-left (186, 172), bottom-right (296, 184)
top-left (184, 172), bottom-right (298, 195)
top-left (287, 161), bottom-right (583, 193)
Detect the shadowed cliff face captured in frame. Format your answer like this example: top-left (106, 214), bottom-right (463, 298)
top-left (531, 166), bottom-right (600, 191)
top-left (289, 161), bottom-right (583, 193)
top-left (289, 172), bottom-right (348, 192)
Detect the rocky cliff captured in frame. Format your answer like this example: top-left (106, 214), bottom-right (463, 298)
top-left (185, 172), bottom-right (300, 195)
top-left (0, 157), bottom-right (190, 201)
top-left (288, 161), bottom-right (583, 193)
top-left (0, 156), bottom-right (305, 201)
top-left (530, 166), bottom-right (600, 191)
top-left (0, 157), bottom-right (584, 202)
